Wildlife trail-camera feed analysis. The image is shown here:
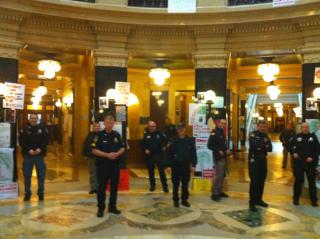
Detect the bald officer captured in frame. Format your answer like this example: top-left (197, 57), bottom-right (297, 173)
top-left (92, 114), bottom-right (125, 217)
top-left (289, 122), bottom-right (320, 207)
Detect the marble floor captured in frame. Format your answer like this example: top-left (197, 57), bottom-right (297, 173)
top-left (0, 141), bottom-right (319, 239)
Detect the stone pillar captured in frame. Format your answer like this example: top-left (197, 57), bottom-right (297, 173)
top-left (94, 49), bottom-right (128, 168)
top-left (300, 47), bottom-right (320, 121)
top-left (193, 52), bottom-right (229, 119)
top-left (0, 41), bottom-right (21, 181)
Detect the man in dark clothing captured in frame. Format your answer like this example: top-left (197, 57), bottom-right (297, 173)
top-left (279, 122), bottom-right (295, 169)
top-left (166, 123), bottom-right (197, 208)
top-left (207, 119), bottom-right (230, 201)
top-left (142, 120), bottom-right (168, 192)
top-left (92, 114), bottom-right (126, 217)
top-left (288, 122), bottom-right (320, 207)
top-left (164, 117), bottom-right (177, 141)
top-left (248, 120), bottom-right (272, 212)
top-left (83, 122), bottom-right (100, 194)
top-left (19, 113), bottom-right (49, 201)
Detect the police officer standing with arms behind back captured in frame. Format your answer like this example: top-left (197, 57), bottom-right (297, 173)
top-left (289, 122), bottom-right (320, 207)
top-left (142, 120), bottom-right (169, 192)
top-left (248, 120), bottom-right (272, 212)
top-left (166, 123), bottom-right (197, 208)
top-left (92, 114), bottom-right (126, 217)
top-left (19, 113), bottom-right (49, 201)
top-left (279, 122), bottom-right (295, 169)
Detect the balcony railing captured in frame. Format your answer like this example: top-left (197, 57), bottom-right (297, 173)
top-left (128, 0), bottom-right (168, 8)
top-left (228, 0), bottom-right (272, 6)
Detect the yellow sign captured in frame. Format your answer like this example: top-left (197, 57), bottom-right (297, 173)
top-left (193, 178), bottom-right (212, 192)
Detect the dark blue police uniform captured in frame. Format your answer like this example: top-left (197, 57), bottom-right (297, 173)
top-left (92, 130), bottom-right (125, 212)
top-left (248, 130), bottom-right (272, 209)
top-left (289, 132), bottom-right (320, 206)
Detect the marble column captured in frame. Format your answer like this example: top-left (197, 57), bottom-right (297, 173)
top-left (0, 42), bottom-right (21, 181)
top-left (193, 53), bottom-right (229, 119)
top-left (94, 50), bottom-right (128, 168)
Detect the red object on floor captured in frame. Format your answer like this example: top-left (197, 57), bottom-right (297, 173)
top-left (106, 169), bottom-right (130, 191)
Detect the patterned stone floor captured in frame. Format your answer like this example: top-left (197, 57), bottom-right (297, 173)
top-left (0, 141), bottom-right (319, 239)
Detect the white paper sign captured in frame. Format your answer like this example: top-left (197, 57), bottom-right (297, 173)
top-left (193, 124), bottom-right (210, 138)
top-left (115, 82), bottom-right (130, 105)
top-left (0, 182), bottom-right (18, 199)
top-left (0, 148), bottom-right (14, 182)
top-left (168, 0), bottom-right (197, 13)
top-left (3, 82), bottom-right (25, 110)
top-left (196, 148), bottom-right (213, 172)
top-left (273, 0), bottom-right (295, 7)
top-left (0, 123), bottom-right (11, 148)
top-left (189, 103), bottom-right (206, 126)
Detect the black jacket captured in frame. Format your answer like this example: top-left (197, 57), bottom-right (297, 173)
top-left (19, 124), bottom-right (49, 156)
top-left (288, 132), bottom-right (320, 165)
top-left (248, 130), bottom-right (272, 159)
top-left (166, 136), bottom-right (197, 168)
top-left (82, 131), bottom-right (99, 157)
top-left (279, 129), bottom-right (295, 149)
top-left (207, 127), bottom-right (227, 160)
top-left (164, 124), bottom-right (177, 141)
top-left (142, 130), bottom-right (167, 156)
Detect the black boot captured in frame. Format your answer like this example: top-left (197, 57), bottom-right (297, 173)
top-left (108, 207), bottom-right (121, 215)
top-left (23, 195), bottom-right (31, 202)
top-left (181, 201), bottom-right (191, 207)
top-left (174, 201), bottom-right (179, 208)
top-left (249, 204), bottom-right (257, 212)
top-left (97, 209), bottom-right (104, 218)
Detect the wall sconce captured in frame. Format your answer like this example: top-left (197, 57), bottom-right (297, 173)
top-left (55, 99), bottom-right (62, 108)
top-left (63, 94), bottom-right (73, 109)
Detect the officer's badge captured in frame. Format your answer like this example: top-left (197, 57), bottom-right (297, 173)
top-left (37, 129), bottom-right (42, 134)
top-left (297, 137), bottom-right (302, 142)
top-left (156, 135), bottom-right (160, 139)
top-left (250, 158), bottom-right (255, 163)
top-left (147, 135), bottom-right (151, 139)
top-left (309, 137), bottom-right (314, 142)
top-left (93, 136), bottom-right (98, 142)
top-left (114, 137), bottom-right (118, 143)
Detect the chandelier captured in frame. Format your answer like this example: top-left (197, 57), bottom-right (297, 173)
top-left (257, 63), bottom-right (280, 82)
top-left (149, 68), bottom-right (170, 86)
top-left (38, 60), bottom-right (61, 79)
top-left (267, 83), bottom-right (280, 100)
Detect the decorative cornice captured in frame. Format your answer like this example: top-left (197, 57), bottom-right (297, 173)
top-left (94, 50), bottom-right (128, 67)
top-left (298, 46), bottom-right (320, 64)
top-left (193, 52), bottom-right (229, 68)
top-left (0, 39), bottom-right (22, 59)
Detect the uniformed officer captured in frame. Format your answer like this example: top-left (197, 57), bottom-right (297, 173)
top-left (92, 114), bottom-right (125, 217)
top-left (207, 119), bottom-right (230, 201)
top-left (19, 113), bottom-right (49, 201)
top-left (248, 120), bottom-right (272, 212)
top-left (288, 122), bottom-right (320, 207)
top-left (164, 117), bottom-right (177, 140)
top-left (166, 123), bottom-right (197, 208)
top-left (142, 120), bottom-right (168, 192)
top-left (279, 122), bottom-right (295, 169)
top-left (82, 122), bottom-right (100, 194)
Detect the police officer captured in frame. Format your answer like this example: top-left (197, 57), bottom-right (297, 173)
top-left (164, 117), bottom-right (177, 140)
top-left (19, 113), bottom-right (49, 201)
top-left (279, 122), bottom-right (295, 169)
top-left (207, 119), bottom-right (230, 201)
top-left (142, 120), bottom-right (168, 192)
top-left (92, 114), bottom-right (125, 217)
top-left (166, 123), bottom-right (197, 207)
top-left (248, 120), bottom-right (272, 211)
top-left (82, 122), bottom-right (100, 194)
top-left (289, 122), bottom-right (320, 207)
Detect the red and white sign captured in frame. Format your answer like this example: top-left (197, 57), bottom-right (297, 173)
top-left (0, 182), bottom-right (18, 199)
top-left (3, 82), bottom-right (25, 110)
top-left (203, 169), bottom-right (215, 179)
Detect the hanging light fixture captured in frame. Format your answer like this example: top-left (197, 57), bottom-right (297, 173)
top-left (313, 87), bottom-right (320, 99)
top-left (257, 60), bottom-right (280, 83)
top-left (127, 93), bottom-right (139, 107)
top-left (267, 83), bottom-right (280, 100)
top-left (149, 68), bottom-right (170, 86)
top-left (38, 60), bottom-right (61, 79)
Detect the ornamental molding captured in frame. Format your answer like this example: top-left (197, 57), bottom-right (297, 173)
top-left (94, 50), bottom-right (128, 67)
top-left (0, 39), bottom-right (22, 59)
top-left (193, 52), bottom-right (230, 68)
top-left (298, 46), bottom-right (320, 64)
